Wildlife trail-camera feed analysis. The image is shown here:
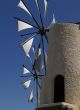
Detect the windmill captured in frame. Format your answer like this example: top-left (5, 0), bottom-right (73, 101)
top-left (16, 0), bottom-right (55, 107)
top-left (21, 45), bottom-right (44, 106)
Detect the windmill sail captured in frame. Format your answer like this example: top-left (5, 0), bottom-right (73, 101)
top-left (23, 65), bottom-right (30, 75)
top-left (18, 20), bottom-right (33, 31)
top-left (52, 14), bottom-right (56, 24)
top-left (38, 48), bottom-right (41, 56)
top-left (44, 0), bottom-right (48, 16)
top-left (24, 80), bottom-right (31, 88)
top-left (18, 0), bottom-right (31, 16)
top-left (28, 90), bottom-right (33, 102)
top-left (27, 54), bottom-right (33, 64)
top-left (48, 14), bottom-right (56, 28)
top-left (41, 63), bottom-right (44, 70)
top-left (32, 47), bottom-right (35, 53)
top-left (32, 45), bottom-right (36, 56)
top-left (34, 47), bottom-right (41, 71)
top-left (22, 37), bottom-right (34, 56)
top-left (35, 0), bottom-right (38, 8)
top-left (34, 55), bottom-right (41, 71)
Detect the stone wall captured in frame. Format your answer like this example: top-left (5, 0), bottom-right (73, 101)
top-left (40, 23), bottom-right (80, 109)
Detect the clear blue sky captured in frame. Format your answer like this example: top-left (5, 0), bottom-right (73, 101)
top-left (0, 0), bottom-right (80, 110)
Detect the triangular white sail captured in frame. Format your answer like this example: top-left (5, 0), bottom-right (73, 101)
top-left (35, 0), bottom-right (38, 9)
top-left (38, 48), bottom-right (41, 56)
top-left (34, 48), bottom-right (41, 70)
top-left (18, 0), bottom-right (31, 16)
top-left (35, 55), bottom-right (41, 71)
top-left (24, 80), bottom-right (31, 88)
top-left (41, 64), bottom-right (44, 70)
top-left (32, 45), bottom-right (36, 55)
top-left (18, 20), bottom-right (33, 31)
top-left (52, 14), bottom-right (56, 24)
top-left (32, 47), bottom-right (35, 53)
top-left (23, 66), bottom-right (30, 75)
top-left (41, 52), bottom-right (47, 70)
top-left (44, 0), bottom-right (48, 16)
top-left (27, 54), bottom-right (33, 64)
top-left (48, 14), bottom-right (56, 28)
top-left (28, 90), bottom-right (33, 102)
top-left (22, 37), bottom-right (34, 56)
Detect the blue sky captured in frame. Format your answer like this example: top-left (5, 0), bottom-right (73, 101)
top-left (0, 0), bottom-right (80, 110)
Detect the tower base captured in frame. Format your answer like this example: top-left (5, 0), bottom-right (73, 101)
top-left (35, 103), bottom-right (79, 110)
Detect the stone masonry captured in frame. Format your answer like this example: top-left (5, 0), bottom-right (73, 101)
top-left (36, 23), bottom-right (80, 110)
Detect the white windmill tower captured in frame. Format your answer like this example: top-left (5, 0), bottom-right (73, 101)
top-left (36, 23), bottom-right (80, 110)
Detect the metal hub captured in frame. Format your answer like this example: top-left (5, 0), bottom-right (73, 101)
top-left (33, 73), bottom-right (38, 79)
top-left (39, 28), bottom-right (46, 36)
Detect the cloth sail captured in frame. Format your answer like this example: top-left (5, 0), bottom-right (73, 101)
top-left (44, 0), bottom-right (48, 16)
top-left (28, 90), bottom-right (33, 102)
top-left (22, 37), bottom-right (34, 56)
top-left (24, 80), bottom-right (31, 88)
top-left (18, 20), bottom-right (33, 31)
top-left (23, 66), bottom-right (30, 75)
top-left (34, 47), bottom-right (41, 71)
top-left (52, 14), bottom-right (56, 24)
top-left (35, 0), bottom-right (38, 8)
top-left (18, 0), bottom-right (31, 16)
top-left (48, 14), bottom-right (56, 28)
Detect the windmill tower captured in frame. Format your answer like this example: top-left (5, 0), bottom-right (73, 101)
top-left (36, 23), bottom-right (80, 110)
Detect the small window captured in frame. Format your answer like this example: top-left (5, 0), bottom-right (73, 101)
top-left (54, 75), bottom-right (64, 103)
